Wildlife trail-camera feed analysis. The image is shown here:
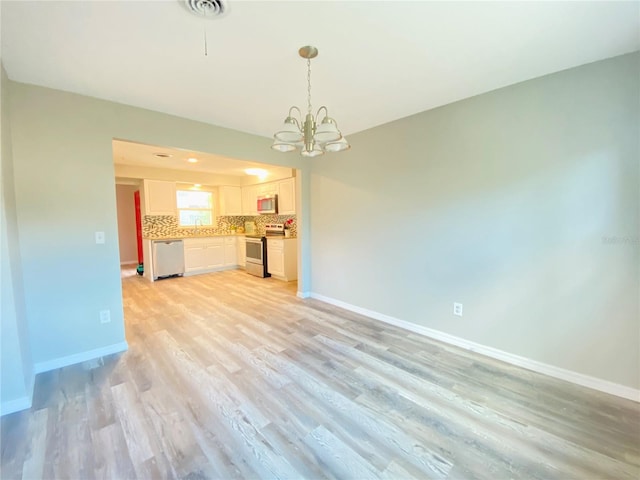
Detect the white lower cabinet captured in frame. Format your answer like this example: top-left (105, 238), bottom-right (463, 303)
top-left (267, 246), bottom-right (285, 277)
top-left (224, 236), bottom-right (237, 266)
top-left (267, 238), bottom-right (297, 281)
top-left (183, 237), bottom-right (238, 275)
top-left (184, 241), bottom-right (208, 273)
top-left (237, 236), bottom-right (246, 267)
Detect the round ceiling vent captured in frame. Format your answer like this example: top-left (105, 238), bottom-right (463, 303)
top-left (184, 0), bottom-right (228, 19)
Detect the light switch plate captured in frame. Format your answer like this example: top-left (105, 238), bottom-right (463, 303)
top-left (95, 231), bottom-right (105, 244)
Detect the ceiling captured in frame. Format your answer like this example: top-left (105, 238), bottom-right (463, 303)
top-left (112, 139), bottom-right (291, 177)
top-left (2, 1), bottom-right (639, 141)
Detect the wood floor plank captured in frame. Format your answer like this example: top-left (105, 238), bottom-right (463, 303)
top-left (109, 382), bottom-right (155, 476)
top-left (1, 267), bottom-right (638, 480)
top-left (20, 408), bottom-right (48, 480)
top-left (0, 410), bottom-right (30, 480)
top-left (91, 423), bottom-right (137, 480)
top-left (145, 336), bottom-right (257, 479)
top-left (153, 330), bottom-right (303, 479)
top-left (42, 393), bottom-right (94, 480)
top-left (140, 389), bottom-right (215, 480)
top-left (303, 425), bottom-right (382, 479)
top-left (254, 344), bottom-right (454, 478)
top-left (84, 360), bottom-right (118, 432)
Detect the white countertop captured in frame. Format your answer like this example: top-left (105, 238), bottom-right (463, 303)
top-left (143, 233), bottom-right (247, 240)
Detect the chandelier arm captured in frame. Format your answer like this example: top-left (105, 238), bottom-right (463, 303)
top-left (288, 106), bottom-right (303, 123)
top-left (315, 106), bottom-right (329, 122)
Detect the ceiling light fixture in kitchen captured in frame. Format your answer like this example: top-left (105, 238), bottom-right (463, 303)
top-left (245, 168), bottom-right (268, 180)
top-left (245, 168), bottom-right (267, 176)
top-left (187, 157), bottom-right (198, 163)
top-left (272, 46), bottom-right (350, 157)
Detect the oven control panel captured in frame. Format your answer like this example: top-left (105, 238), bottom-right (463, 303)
top-left (264, 223), bottom-right (284, 236)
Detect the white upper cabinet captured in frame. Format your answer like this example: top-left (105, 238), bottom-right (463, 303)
top-left (257, 183), bottom-right (278, 196)
top-left (143, 180), bottom-right (177, 216)
top-left (242, 177), bottom-right (296, 216)
top-left (242, 184), bottom-right (258, 216)
top-left (277, 178), bottom-right (296, 215)
top-left (218, 186), bottom-right (242, 216)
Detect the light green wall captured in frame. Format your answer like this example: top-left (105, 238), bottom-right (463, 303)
top-left (8, 82), bottom-right (308, 369)
top-left (310, 53), bottom-right (640, 389)
top-left (1, 64), bottom-right (33, 413)
top-left (5, 51), bottom-right (636, 400)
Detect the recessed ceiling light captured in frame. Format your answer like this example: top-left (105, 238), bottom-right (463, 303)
top-left (187, 157), bottom-right (198, 163)
top-left (245, 168), bottom-right (267, 176)
top-left (153, 152), bottom-right (172, 158)
top-left (194, 184), bottom-right (201, 188)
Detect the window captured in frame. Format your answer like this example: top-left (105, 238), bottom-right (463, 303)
top-left (177, 190), bottom-right (214, 226)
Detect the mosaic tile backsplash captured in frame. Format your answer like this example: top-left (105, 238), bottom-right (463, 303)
top-left (143, 214), bottom-right (297, 238)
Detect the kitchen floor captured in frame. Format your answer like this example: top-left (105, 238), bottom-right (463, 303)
top-left (120, 263), bottom-right (139, 279)
top-left (1, 268), bottom-right (638, 479)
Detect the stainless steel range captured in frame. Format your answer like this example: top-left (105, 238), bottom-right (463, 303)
top-left (245, 224), bottom-right (284, 278)
top-left (245, 236), bottom-right (268, 277)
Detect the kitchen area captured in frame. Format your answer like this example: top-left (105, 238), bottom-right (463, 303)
top-left (114, 140), bottom-right (299, 285)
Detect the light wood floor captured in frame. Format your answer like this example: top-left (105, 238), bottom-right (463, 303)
top-left (2, 267), bottom-right (639, 479)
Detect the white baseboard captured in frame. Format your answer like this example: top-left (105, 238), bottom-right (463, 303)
top-left (3, 342), bottom-right (128, 416)
top-left (1, 395), bottom-right (32, 416)
top-left (1, 366), bottom-right (37, 416)
top-left (297, 291), bottom-right (311, 299)
top-left (182, 265), bottom-right (238, 278)
top-left (34, 341), bottom-right (129, 374)
top-left (0, 342), bottom-right (129, 416)
top-left (309, 293), bottom-right (640, 402)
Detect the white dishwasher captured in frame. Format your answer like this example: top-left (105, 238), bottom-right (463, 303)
top-left (152, 240), bottom-right (185, 280)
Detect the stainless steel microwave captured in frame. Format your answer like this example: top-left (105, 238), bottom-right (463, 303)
top-left (257, 194), bottom-right (278, 214)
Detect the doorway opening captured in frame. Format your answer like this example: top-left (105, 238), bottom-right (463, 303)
top-left (112, 138), bottom-right (305, 295)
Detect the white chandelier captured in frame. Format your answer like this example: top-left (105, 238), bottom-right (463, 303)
top-left (272, 46), bottom-right (350, 157)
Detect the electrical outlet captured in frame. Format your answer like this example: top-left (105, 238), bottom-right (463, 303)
top-left (99, 309), bottom-right (111, 324)
top-left (453, 303), bottom-right (463, 317)
top-left (95, 231), bottom-right (105, 244)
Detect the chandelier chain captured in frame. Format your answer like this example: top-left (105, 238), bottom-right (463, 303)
top-left (307, 58), bottom-right (312, 115)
